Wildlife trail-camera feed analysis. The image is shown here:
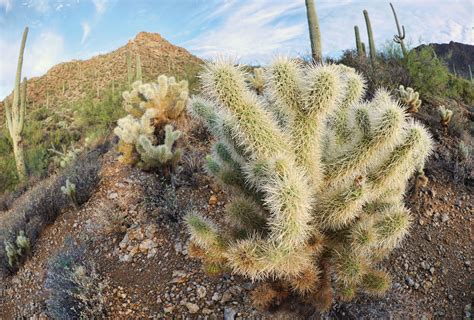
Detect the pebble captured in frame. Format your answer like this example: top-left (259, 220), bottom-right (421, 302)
top-left (224, 307), bottom-right (237, 320)
top-left (185, 302), bottom-right (200, 314)
top-left (209, 195), bottom-right (218, 206)
top-left (441, 213), bottom-right (449, 222)
top-left (196, 286), bottom-right (207, 299)
top-left (405, 276), bottom-right (415, 287)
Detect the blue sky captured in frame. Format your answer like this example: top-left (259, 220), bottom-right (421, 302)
top-left (0, 0), bottom-right (472, 99)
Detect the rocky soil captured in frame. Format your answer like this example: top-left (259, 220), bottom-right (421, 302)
top-left (0, 110), bottom-right (472, 319)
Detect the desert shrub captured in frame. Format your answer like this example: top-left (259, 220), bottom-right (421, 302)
top-left (74, 89), bottom-right (126, 144)
top-left (44, 237), bottom-right (107, 319)
top-left (185, 58), bottom-right (432, 309)
top-left (0, 144), bottom-right (107, 277)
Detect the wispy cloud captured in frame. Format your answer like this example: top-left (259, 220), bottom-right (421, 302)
top-left (0, 31), bottom-right (66, 98)
top-left (185, 0), bottom-right (306, 64)
top-left (92, 0), bottom-right (108, 15)
top-left (81, 21), bottom-right (91, 44)
top-left (0, 0), bottom-right (12, 12)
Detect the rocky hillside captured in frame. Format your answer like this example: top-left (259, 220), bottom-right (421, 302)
top-left (0, 32), bottom-right (202, 117)
top-left (416, 42), bottom-right (474, 78)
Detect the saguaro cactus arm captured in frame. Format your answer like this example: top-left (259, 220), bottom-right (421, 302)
top-left (363, 10), bottom-right (376, 65)
top-left (390, 3), bottom-right (407, 57)
top-left (305, 0), bottom-right (322, 63)
top-left (354, 26), bottom-right (363, 57)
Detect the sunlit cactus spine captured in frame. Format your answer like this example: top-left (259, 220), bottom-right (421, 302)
top-left (397, 85), bottom-right (421, 112)
top-left (114, 75), bottom-right (188, 173)
top-left (390, 3), bottom-right (407, 57)
top-left (185, 57), bottom-right (433, 308)
top-left (4, 26), bottom-right (29, 181)
top-left (363, 10), bottom-right (376, 65)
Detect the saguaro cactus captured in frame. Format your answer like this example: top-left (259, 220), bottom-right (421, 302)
top-left (136, 54), bottom-right (142, 81)
top-left (390, 3), bottom-right (407, 57)
top-left (469, 65), bottom-right (473, 83)
top-left (4, 27), bottom-right (29, 181)
top-left (126, 51), bottom-right (132, 88)
top-left (305, 0), bottom-right (322, 63)
top-left (354, 26), bottom-right (363, 57)
top-left (363, 10), bottom-right (376, 65)
top-left (186, 58), bottom-right (433, 309)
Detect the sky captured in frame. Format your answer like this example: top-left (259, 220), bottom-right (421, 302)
top-left (0, 0), bottom-right (472, 99)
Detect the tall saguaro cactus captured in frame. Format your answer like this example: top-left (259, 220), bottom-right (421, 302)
top-left (390, 3), bottom-right (407, 57)
top-left (305, 0), bottom-right (322, 63)
top-left (354, 26), bottom-right (363, 57)
top-left (5, 27), bottom-right (29, 181)
top-left (363, 10), bottom-right (376, 65)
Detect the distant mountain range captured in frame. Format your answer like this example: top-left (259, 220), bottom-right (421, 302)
top-left (416, 41), bottom-right (474, 79)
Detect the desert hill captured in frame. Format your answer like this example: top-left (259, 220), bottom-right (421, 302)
top-left (0, 32), bottom-right (202, 116)
top-left (416, 41), bottom-right (474, 79)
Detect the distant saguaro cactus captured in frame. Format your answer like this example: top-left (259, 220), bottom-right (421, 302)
top-left (354, 26), bottom-right (363, 57)
top-left (305, 0), bottom-right (322, 63)
top-left (390, 3), bottom-right (407, 57)
top-left (4, 26), bottom-right (29, 181)
top-left (186, 58), bottom-right (433, 309)
top-left (363, 10), bottom-right (376, 65)
top-left (126, 51), bottom-right (132, 88)
top-left (469, 65), bottom-right (473, 83)
top-left (136, 54), bottom-right (142, 81)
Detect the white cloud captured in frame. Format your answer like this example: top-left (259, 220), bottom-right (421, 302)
top-left (185, 0), bottom-right (472, 63)
top-left (25, 0), bottom-right (51, 13)
top-left (81, 21), bottom-right (91, 44)
top-left (0, 0), bottom-right (12, 12)
top-left (0, 31), bottom-right (66, 99)
top-left (185, 0), bottom-right (307, 64)
top-left (92, 0), bottom-right (107, 15)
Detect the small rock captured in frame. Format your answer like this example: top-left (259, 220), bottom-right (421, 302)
top-left (211, 292), bottom-right (221, 302)
top-left (224, 307), bottom-right (237, 320)
top-left (220, 290), bottom-right (232, 304)
top-left (441, 214), bottom-right (449, 222)
top-left (108, 192), bottom-right (118, 199)
top-left (139, 239), bottom-right (157, 254)
top-left (202, 308), bottom-right (213, 315)
top-left (185, 302), bottom-right (200, 314)
top-left (421, 261), bottom-right (430, 270)
top-left (209, 195), bottom-right (218, 206)
top-left (405, 276), bottom-right (415, 287)
top-left (196, 286), bottom-right (207, 299)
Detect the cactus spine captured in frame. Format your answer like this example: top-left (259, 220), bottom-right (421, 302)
top-left (363, 10), bottom-right (376, 65)
top-left (390, 3), bottom-right (407, 57)
top-left (354, 26), bottom-right (363, 57)
top-left (305, 0), bottom-right (322, 63)
top-left (186, 58), bottom-right (433, 306)
top-left (4, 27), bottom-right (28, 181)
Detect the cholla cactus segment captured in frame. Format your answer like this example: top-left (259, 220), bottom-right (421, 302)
top-left (397, 85), bottom-right (422, 112)
top-left (61, 179), bottom-right (77, 206)
top-left (438, 105), bottom-right (453, 127)
top-left (361, 269), bottom-right (391, 296)
top-left (250, 68), bottom-right (265, 95)
top-left (136, 125), bottom-right (182, 169)
top-left (186, 57), bottom-right (433, 304)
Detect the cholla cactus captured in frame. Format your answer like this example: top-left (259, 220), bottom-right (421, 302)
top-left (185, 58), bottom-right (433, 307)
top-left (114, 75), bottom-right (188, 172)
top-left (438, 105), bottom-right (453, 127)
top-left (397, 85), bottom-right (421, 112)
top-left (4, 231), bottom-right (30, 268)
top-left (61, 179), bottom-right (77, 207)
top-left (250, 68), bottom-right (265, 95)
top-left (136, 124), bottom-right (183, 171)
